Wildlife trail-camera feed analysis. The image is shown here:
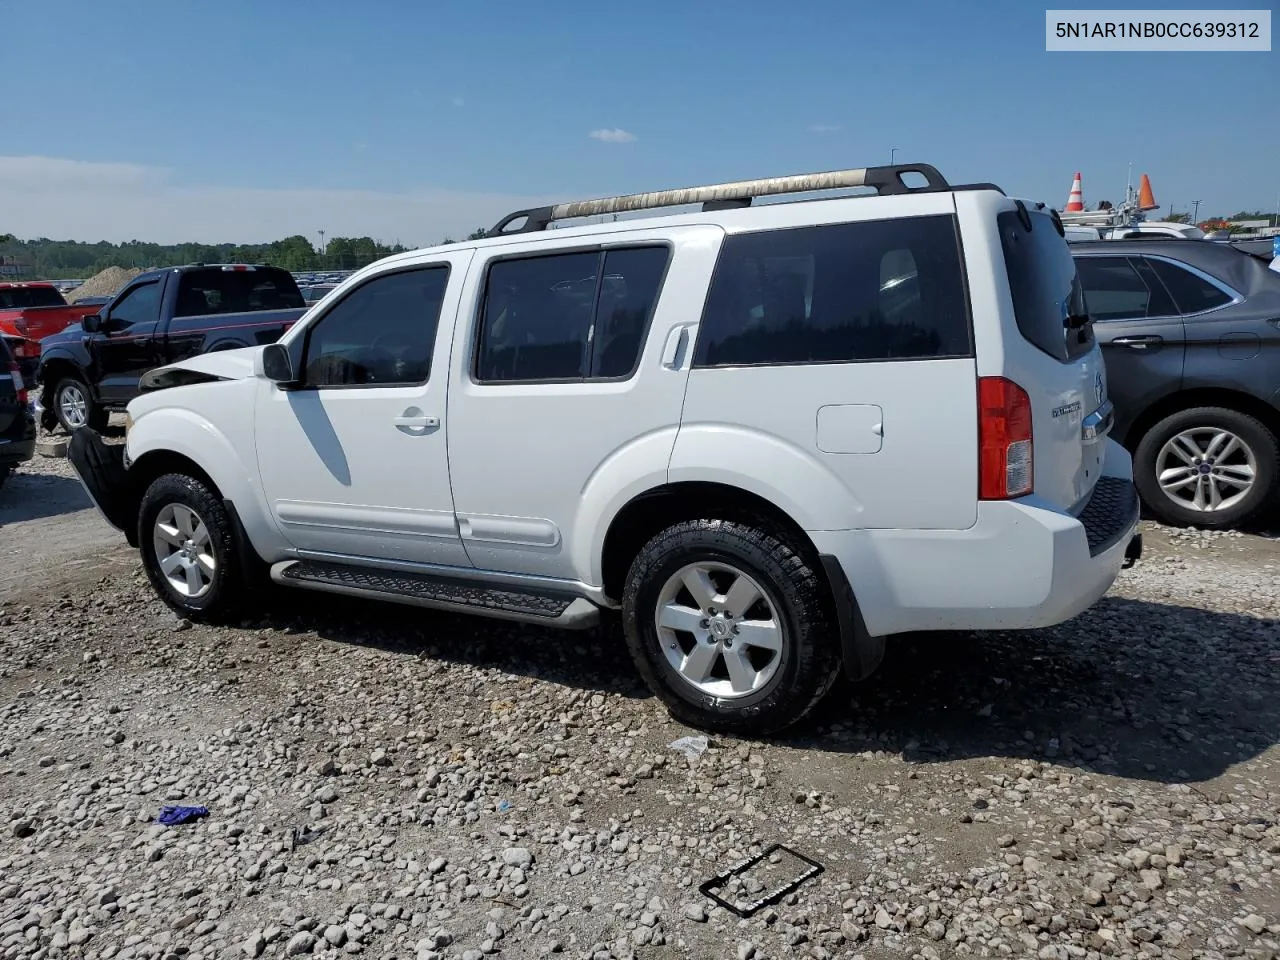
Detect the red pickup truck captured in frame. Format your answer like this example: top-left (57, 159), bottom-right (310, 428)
top-left (0, 282), bottom-right (98, 380)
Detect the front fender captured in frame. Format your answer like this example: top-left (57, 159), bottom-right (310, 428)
top-left (126, 398), bottom-right (285, 562)
top-left (667, 424), bottom-right (865, 532)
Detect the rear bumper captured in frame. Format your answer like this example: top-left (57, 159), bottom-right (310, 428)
top-left (813, 439), bottom-right (1140, 637)
top-left (67, 427), bottom-right (134, 535)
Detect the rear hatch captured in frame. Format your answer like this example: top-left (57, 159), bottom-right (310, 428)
top-left (998, 206), bottom-right (1108, 513)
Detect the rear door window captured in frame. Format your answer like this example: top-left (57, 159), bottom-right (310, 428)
top-left (1075, 256), bottom-right (1176, 321)
top-left (998, 210), bottom-right (1093, 362)
top-left (1144, 258), bottom-right (1233, 315)
top-left (175, 268), bottom-right (305, 318)
top-left (693, 214), bottom-right (970, 367)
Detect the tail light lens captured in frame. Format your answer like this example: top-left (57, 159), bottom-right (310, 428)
top-left (7, 361), bottom-right (27, 406)
top-left (978, 377), bottom-right (1033, 499)
top-left (12, 316), bottom-right (28, 336)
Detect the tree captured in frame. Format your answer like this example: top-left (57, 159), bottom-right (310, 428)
top-left (1165, 212), bottom-right (1191, 224)
top-left (466, 227), bottom-right (489, 241)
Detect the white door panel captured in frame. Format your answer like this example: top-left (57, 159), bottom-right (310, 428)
top-left (254, 254), bottom-right (473, 566)
top-left (446, 226), bottom-right (723, 580)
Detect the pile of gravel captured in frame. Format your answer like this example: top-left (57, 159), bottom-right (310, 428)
top-left (66, 266), bottom-right (143, 303)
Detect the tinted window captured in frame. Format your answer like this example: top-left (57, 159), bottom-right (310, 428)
top-left (1145, 258), bottom-right (1232, 315)
top-left (476, 246), bottom-right (669, 382)
top-left (109, 281), bottom-right (163, 328)
top-left (0, 286), bottom-right (65, 309)
top-left (174, 268), bottom-right (305, 318)
top-left (999, 210), bottom-right (1092, 362)
top-left (302, 266), bottom-right (449, 387)
top-left (1075, 256), bottom-right (1176, 321)
top-left (694, 215), bottom-right (969, 367)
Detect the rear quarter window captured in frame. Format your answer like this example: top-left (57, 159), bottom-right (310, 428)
top-left (693, 214), bottom-right (971, 367)
top-left (998, 210), bottom-right (1093, 362)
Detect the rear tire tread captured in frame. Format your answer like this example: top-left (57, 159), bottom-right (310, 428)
top-left (622, 518), bottom-right (841, 736)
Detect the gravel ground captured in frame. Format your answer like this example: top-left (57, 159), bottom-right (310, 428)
top-left (2, 448), bottom-right (1279, 960)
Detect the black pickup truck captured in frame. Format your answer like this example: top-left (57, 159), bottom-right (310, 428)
top-left (37, 264), bottom-right (307, 432)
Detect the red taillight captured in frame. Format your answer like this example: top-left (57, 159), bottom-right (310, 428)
top-left (12, 316), bottom-right (28, 336)
top-left (978, 376), bottom-right (1033, 500)
top-left (10, 338), bottom-right (34, 359)
top-left (7, 361), bottom-right (26, 406)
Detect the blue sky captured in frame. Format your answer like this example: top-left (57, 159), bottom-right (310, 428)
top-left (4, 0), bottom-right (1276, 243)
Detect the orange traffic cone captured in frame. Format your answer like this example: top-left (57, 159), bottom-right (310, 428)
top-left (1137, 174), bottom-right (1158, 211)
top-left (1065, 172), bottom-right (1085, 212)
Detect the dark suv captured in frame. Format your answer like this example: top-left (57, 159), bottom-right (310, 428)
top-left (0, 335), bottom-right (36, 490)
top-left (1071, 238), bottom-right (1280, 527)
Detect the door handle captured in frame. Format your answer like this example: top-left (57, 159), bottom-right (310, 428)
top-left (1111, 335), bottom-right (1163, 350)
top-left (661, 324), bottom-right (694, 369)
top-left (393, 415), bottom-right (439, 428)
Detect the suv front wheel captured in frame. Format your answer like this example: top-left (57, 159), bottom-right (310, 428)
top-left (622, 519), bottom-right (840, 735)
top-left (1133, 406), bottom-right (1279, 529)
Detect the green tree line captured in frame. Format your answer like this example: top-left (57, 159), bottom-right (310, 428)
top-left (0, 234), bottom-right (437, 280)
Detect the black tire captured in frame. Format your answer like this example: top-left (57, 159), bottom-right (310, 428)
top-left (1133, 406), bottom-right (1279, 529)
top-left (0, 466), bottom-right (10, 491)
top-left (621, 518), bottom-right (841, 736)
top-left (138, 473), bottom-right (250, 623)
top-left (52, 376), bottom-right (107, 434)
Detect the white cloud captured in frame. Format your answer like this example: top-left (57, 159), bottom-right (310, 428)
top-left (588, 128), bottom-right (637, 144)
top-left (0, 155), bottom-right (563, 246)
top-left (807, 124), bottom-right (841, 134)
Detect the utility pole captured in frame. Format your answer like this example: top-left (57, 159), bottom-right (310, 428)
top-left (318, 230), bottom-right (326, 268)
top-left (1191, 200), bottom-right (1201, 224)
top-left (890, 146), bottom-right (899, 165)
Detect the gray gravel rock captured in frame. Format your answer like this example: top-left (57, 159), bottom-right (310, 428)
top-left (2, 494), bottom-right (1279, 960)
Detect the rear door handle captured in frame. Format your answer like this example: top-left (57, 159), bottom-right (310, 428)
top-left (1111, 335), bottom-right (1163, 350)
top-left (661, 323), bottom-right (696, 369)
top-left (393, 415), bottom-right (439, 428)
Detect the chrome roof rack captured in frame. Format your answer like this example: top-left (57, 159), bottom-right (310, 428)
top-left (485, 163), bottom-right (1003, 238)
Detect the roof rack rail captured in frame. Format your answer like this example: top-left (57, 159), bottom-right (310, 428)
top-left (485, 162), bottom-right (992, 238)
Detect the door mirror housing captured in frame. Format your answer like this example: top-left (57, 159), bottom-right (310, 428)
top-left (81, 313), bottom-right (102, 334)
top-left (259, 342), bottom-right (297, 385)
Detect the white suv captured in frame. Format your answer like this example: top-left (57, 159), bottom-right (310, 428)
top-left (69, 163), bottom-right (1141, 735)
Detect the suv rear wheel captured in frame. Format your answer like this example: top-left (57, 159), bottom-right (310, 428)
top-left (1133, 406), bottom-right (1279, 529)
top-left (621, 518), bottom-right (840, 735)
top-left (138, 473), bottom-right (251, 623)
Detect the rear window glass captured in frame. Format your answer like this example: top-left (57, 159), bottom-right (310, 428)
top-left (175, 268), bottom-right (305, 318)
top-left (1145, 258), bottom-right (1232, 315)
top-left (0, 286), bottom-right (65, 309)
top-left (998, 210), bottom-right (1093, 362)
top-left (693, 215), bottom-right (971, 368)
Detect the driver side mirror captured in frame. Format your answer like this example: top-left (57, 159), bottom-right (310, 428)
top-left (82, 313), bottom-right (102, 334)
top-left (259, 342), bottom-right (297, 386)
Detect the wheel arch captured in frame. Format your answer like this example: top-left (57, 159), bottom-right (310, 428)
top-left (599, 481), bottom-right (819, 604)
top-left (1123, 387), bottom-right (1280, 451)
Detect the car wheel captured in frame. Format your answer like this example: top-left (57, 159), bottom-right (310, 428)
top-left (1133, 406), bottom-right (1279, 529)
top-left (0, 466), bottom-right (10, 491)
top-left (53, 377), bottom-right (107, 434)
top-left (622, 518), bottom-right (841, 736)
top-left (138, 473), bottom-right (248, 623)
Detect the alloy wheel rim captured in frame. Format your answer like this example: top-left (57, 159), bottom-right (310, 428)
top-left (1155, 427), bottom-right (1256, 513)
top-left (153, 503), bottom-right (216, 598)
top-left (58, 384), bottom-right (87, 428)
top-left (654, 561), bottom-right (784, 700)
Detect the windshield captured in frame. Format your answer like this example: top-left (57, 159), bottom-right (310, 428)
top-left (0, 286), bottom-right (66, 309)
top-left (998, 209), bottom-right (1093, 363)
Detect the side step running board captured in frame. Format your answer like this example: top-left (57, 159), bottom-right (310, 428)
top-left (271, 560), bottom-right (600, 629)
